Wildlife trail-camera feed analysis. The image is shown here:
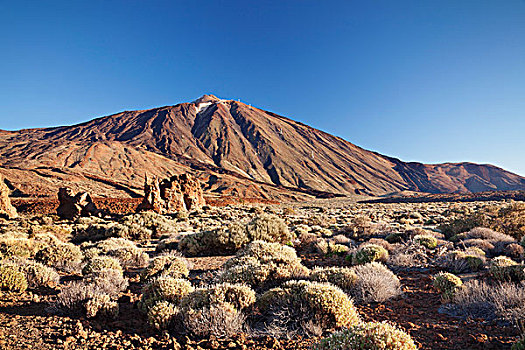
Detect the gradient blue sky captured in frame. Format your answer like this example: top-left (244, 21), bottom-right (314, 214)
top-left (1, 1), bottom-right (524, 175)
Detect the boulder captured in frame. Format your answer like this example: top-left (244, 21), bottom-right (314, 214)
top-left (57, 188), bottom-right (100, 220)
top-left (136, 174), bottom-right (205, 214)
top-left (0, 175), bottom-right (18, 219)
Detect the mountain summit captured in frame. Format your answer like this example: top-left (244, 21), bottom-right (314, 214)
top-left (0, 95), bottom-right (524, 199)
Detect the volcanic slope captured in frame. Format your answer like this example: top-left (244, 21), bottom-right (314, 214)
top-left (0, 94), bottom-right (524, 199)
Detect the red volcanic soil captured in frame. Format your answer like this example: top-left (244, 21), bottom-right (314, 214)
top-left (11, 196), bottom-right (280, 216)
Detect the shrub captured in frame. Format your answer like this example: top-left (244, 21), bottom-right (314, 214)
top-left (462, 239), bottom-right (495, 254)
top-left (183, 302), bottom-right (246, 339)
top-left (341, 216), bottom-right (375, 239)
top-left (35, 242), bottom-right (83, 271)
top-left (351, 262), bottom-right (401, 303)
top-left (439, 203), bottom-right (525, 240)
top-left (85, 293), bottom-right (119, 318)
top-left (438, 213), bottom-right (488, 238)
top-left (310, 267), bottom-right (357, 293)
top-left (245, 214), bottom-right (293, 244)
top-left (88, 238), bottom-right (149, 268)
top-left (139, 277), bottom-right (193, 312)
top-left (258, 280), bottom-right (360, 334)
top-left (20, 260), bottom-right (60, 288)
top-left (179, 215), bottom-right (293, 257)
top-left (506, 243), bottom-right (524, 261)
top-left (385, 232), bottom-right (404, 244)
top-left (433, 272), bottom-right (462, 302)
top-left (314, 321), bottom-right (417, 350)
top-left (0, 237), bottom-right (34, 259)
top-left (140, 253), bottom-right (189, 281)
top-left (120, 211), bottom-right (177, 238)
top-left (181, 283), bottom-right (256, 311)
top-left (387, 243), bottom-right (430, 270)
top-left (72, 223), bottom-right (145, 242)
top-left (437, 249), bottom-right (485, 273)
top-left (0, 264), bottom-right (28, 292)
top-left (83, 269), bottom-right (129, 297)
top-left (466, 227), bottom-right (515, 244)
top-left (490, 256), bottom-right (525, 282)
top-left (350, 244), bottom-right (389, 265)
top-left (218, 241), bottom-right (309, 289)
top-left (446, 279), bottom-right (525, 327)
top-left (413, 234), bottom-right (437, 249)
top-left (179, 225), bottom-right (248, 257)
top-left (82, 256), bottom-right (122, 276)
top-left (147, 301), bottom-right (178, 331)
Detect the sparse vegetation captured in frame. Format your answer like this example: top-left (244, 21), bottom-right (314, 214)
top-left (1, 200), bottom-right (523, 348)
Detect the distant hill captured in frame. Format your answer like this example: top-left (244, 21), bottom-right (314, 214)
top-left (1, 94), bottom-right (524, 200)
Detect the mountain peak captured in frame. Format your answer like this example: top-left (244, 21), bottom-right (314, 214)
top-left (193, 94), bottom-right (221, 104)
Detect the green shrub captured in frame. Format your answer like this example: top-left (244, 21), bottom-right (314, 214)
top-left (350, 244), bottom-right (389, 265)
top-left (258, 280), bottom-right (360, 333)
top-left (85, 293), bottom-right (119, 318)
top-left (86, 238), bottom-right (149, 268)
top-left (72, 223), bottom-right (141, 242)
top-left (139, 277), bottom-right (193, 312)
top-left (140, 254), bottom-right (189, 281)
top-left (385, 232), bottom-right (404, 244)
top-left (35, 242), bottom-right (83, 271)
top-left (310, 267), bottom-right (357, 292)
top-left (439, 203), bottom-right (525, 240)
top-left (120, 211), bottom-right (177, 238)
top-left (82, 256), bottom-right (122, 276)
top-left (218, 241), bottom-right (309, 289)
top-left (0, 264), bottom-right (28, 292)
top-left (489, 256), bottom-right (525, 282)
top-left (147, 301), bottom-right (178, 331)
top-left (0, 237), bottom-right (34, 259)
top-left (244, 214), bottom-right (293, 243)
top-left (179, 215), bottom-right (293, 257)
top-left (413, 234), bottom-right (438, 249)
top-left (438, 249), bottom-right (485, 273)
top-left (314, 321), bottom-right (417, 350)
top-left (179, 225), bottom-right (248, 257)
top-left (433, 272), bottom-right (462, 302)
top-left (20, 260), bottom-right (60, 288)
top-left (181, 283), bottom-right (256, 312)
top-left (438, 212), bottom-right (488, 238)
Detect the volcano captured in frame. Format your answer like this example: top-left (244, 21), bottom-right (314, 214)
top-left (1, 94), bottom-right (524, 200)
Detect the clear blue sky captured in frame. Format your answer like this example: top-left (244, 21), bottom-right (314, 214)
top-left (1, 1), bottom-right (524, 175)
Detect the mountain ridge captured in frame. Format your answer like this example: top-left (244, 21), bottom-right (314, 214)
top-left (0, 94), bottom-right (524, 200)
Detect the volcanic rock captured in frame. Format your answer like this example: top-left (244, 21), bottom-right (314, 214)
top-left (0, 175), bottom-right (17, 219)
top-left (136, 174), bottom-right (205, 214)
top-left (56, 188), bottom-right (100, 220)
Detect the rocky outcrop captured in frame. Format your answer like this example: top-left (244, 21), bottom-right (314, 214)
top-left (0, 175), bottom-right (17, 219)
top-left (56, 188), bottom-right (100, 220)
top-left (136, 174), bottom-right (205, 214)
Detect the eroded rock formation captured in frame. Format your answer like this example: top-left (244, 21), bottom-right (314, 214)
top-left (57, 188), bottom-right (100, 220)
top-left (137, 174), bottom-right (205, 214)
top-left (0, 175), bottom-right (18, 219)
